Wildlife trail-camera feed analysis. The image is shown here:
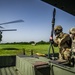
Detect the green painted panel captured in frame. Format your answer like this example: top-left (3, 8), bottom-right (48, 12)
top-left (16, 55), bottom-right (75, 75)
top-left (16, 55), bottom-right (50, 75)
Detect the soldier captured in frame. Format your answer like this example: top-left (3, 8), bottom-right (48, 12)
top-left (53, 25), bottom-right (72, 61)
top-left (69, 27), bottom-right (75, 53)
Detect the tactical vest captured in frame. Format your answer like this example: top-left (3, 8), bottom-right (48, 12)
top-left (56, 32), bottom-right (72, 48)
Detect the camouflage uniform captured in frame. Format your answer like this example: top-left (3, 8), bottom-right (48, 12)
top-left (72, 40), bottom-right (75, 53)
top-left (69, 27), bottom-right (75, 53)
top-left (54, 25), bottom-right (72, 60)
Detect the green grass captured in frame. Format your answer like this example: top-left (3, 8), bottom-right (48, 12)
top-left (0, 44), bottom-right (59, 56)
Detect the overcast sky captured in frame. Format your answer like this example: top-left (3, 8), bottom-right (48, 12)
top-left (0, 0), bottom-right (75, 43)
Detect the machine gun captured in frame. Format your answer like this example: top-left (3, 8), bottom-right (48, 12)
top-left (48, 8), bottom-right (56, 59)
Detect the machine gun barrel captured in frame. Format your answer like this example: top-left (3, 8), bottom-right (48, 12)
top-left (48, 8), bottom-right (56, 59)
top-left (51, 8), bottom-right (56, 39)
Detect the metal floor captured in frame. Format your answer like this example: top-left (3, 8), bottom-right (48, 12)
top-left (0, 66), bottom-right (21, 75)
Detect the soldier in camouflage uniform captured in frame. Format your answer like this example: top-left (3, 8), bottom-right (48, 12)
top-left (69, 27), bottom-right (75, 54)
top-left (53, 25), bottom-right (72, 61)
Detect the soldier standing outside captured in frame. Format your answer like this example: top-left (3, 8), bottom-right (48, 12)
top-left (53, 25), bottom-right (72, 61)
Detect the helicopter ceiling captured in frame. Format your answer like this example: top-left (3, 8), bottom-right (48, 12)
top-left (0, 19), bottom-right (24, 31)
top-left (41, 0), bottom-right (75, 16)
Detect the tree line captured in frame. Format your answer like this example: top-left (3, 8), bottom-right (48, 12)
top-left (1, 40), bottom-right (50, 44)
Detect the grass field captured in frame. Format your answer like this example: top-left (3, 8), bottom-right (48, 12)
top-left (0, 44), bottom-right (59, 56)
